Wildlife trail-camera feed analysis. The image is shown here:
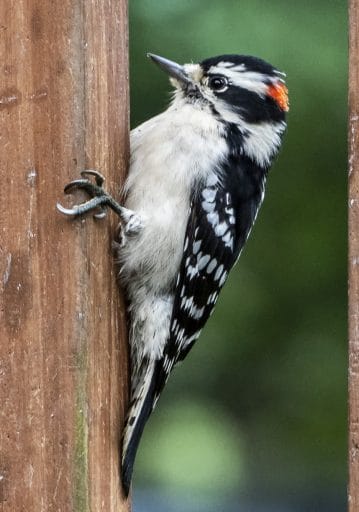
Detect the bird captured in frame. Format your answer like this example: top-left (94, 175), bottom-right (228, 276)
top-left (57, 52), bottom-right (289, 496)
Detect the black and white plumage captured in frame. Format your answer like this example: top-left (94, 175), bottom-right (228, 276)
top-left (57, 52), bottom-right (288, 495)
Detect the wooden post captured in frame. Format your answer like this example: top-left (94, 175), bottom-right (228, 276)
top-left (350, 1), bottom-right (359, 510)
top-left (0, 1), bottom-right (130, 510)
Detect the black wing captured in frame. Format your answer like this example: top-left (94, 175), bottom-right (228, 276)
top-left (152, 165), bottom-right (265, 400)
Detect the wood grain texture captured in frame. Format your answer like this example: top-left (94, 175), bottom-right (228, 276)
top-left (0, 1), bottom-right (130, 510)
top-left (350, 1), bottom-right (359, 510)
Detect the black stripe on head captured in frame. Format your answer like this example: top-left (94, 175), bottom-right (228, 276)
top-left (201, 54), bottom-right (279, 76)
top-left (220, 86), bottom-right (287, 124)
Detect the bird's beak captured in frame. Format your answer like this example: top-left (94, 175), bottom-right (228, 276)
top-left (147, 53), bottom-right (192, 87)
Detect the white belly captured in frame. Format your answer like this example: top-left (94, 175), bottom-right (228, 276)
top-left (119, 101), bottom-right (227, 359)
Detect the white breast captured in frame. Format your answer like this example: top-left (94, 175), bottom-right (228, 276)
top-left (119, 100), bottom-right (227, 360)
top-left (121, 100), bottom-right (227, 293)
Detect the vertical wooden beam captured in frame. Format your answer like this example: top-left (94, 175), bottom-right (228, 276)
top-left (0, 1), bottom-right (130, 510)
top-left (350, 1), bottom-right (359, 510)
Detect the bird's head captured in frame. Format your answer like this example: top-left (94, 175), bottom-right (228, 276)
top-left (148, 53), bottom-right (288, 166)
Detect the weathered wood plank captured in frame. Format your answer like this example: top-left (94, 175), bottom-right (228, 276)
top-left (0, 1), bottom-right (130, 510)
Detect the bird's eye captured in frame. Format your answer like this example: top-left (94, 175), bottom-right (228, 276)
top-left (208, 75), bottom-right (228, 92)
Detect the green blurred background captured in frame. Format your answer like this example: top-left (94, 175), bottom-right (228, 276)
top-left (129, 1), bottom-right (347, 510)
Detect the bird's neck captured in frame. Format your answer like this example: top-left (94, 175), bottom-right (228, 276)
top-left (225, 120), bottom-right (286, 170)
top-left (167, 95), bottom-right (286, 170)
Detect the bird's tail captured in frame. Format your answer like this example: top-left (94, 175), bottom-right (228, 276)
top-left (121, 359), bottom-right (159, 496)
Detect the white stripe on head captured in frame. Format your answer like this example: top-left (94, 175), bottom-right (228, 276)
top-left (215, 61), bottom-right (247, 71)
top-left (208, 65), bottom-right (272, 95)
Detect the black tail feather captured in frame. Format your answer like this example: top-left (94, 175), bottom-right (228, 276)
top-left (121, 367), bottom-right (158, 496)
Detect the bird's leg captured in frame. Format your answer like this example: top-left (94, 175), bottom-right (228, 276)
top-left (57, 170), bottom-right (144, 235)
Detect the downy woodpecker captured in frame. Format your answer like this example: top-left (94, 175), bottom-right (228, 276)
top-left (57, 53), bottom-right (289, 495)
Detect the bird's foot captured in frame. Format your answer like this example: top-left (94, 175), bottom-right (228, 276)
top-left (57, 170), bottom-right (144, 236)
top-left (57, 170), bottom-right (124, 220)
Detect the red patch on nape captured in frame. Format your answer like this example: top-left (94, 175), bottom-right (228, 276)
top-left (267, 82), bottom-right (289, 112)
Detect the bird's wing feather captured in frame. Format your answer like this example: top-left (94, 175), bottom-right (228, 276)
top-left (151, 167), bottom-right (264, 401)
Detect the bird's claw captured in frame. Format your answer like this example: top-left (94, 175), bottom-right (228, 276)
top-left (80, 169), bottom-right (105, 186)
top-left (57, 169), bottom-right (109, 219)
